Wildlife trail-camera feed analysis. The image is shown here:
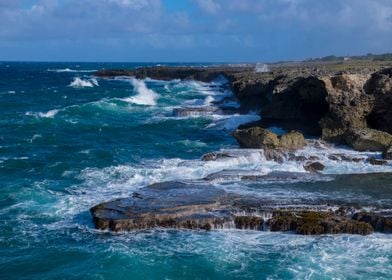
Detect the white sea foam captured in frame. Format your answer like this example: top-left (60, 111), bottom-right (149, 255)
top-left (121, 78), bottom-right (159, 106)
top-left (26, 109), bottom-right (60, 118)
top-left (69, 77), bottom-right (98, 88)
top-left (49, 68), bottom-right (96, 73)
top-left (208, 113), bottom-right (261, 130)
top-left (38, 109), bottom-right (60, 118)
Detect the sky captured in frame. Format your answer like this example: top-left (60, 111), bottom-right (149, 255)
top-left (0, 0), bottom-right (391, 62)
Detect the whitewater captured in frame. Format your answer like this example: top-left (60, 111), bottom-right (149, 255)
top-left (0, 62), bottom-right (391, 280)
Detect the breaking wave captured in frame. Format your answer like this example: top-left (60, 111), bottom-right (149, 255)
top-left (121, 78), bottom-right (160, 106)
top-left (49, 68), bottom-right (96, 73)
top-left (69, 77), bottom-right (99, 88)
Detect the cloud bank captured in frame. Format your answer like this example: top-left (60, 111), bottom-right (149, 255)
top-left (0, 0), bottom-right (391, 61)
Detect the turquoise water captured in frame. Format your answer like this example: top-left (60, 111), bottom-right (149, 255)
top-left (1, 62), bottom-right (391, 279)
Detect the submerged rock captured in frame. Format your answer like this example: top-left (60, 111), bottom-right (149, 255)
top-left (173, 107), bottom-right (220, 117)
top-left (201, 152), bottom-right (232, 161)
top-left (368, 157), bottom-right (388, 166)
top-left (328, 153), bottom-right (363, 162)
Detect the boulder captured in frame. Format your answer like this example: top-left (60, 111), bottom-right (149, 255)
top-left (233, 127), bottom-right (307, 151)
top-left (304, 162), bottom-right (325, 172)
top-left (263, 149), bottom-right (284, 163)
top-left (279, 131), bottom-right (308, 150)
top-left (232, 127), bottom-right (280, 149)
top-left (344, 128), bottom-right (392, 151)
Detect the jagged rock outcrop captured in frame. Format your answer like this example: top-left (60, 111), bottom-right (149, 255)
top-left (95, 65), bottom-right (392, 152)
top-left (232, 127), bottom-right (307, 150)
top-left (366, 68), bottom-right (392, 134)
top-left (319, 74), bottom-right (373, 143)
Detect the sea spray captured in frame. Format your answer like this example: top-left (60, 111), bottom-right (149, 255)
top-left (121, 78), bottom-right (160, 105)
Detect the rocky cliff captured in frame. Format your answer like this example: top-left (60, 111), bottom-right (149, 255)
top-left (96, 62), bottom-right (392, 154)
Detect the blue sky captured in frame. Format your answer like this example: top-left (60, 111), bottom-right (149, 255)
top-left (0, 0), bottom-right (391, 62)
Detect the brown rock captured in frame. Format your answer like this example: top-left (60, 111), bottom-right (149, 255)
top-left (344, 128), bottom-right (392, 151)
top-left (304, 162), bottom-right (325, 172)
top-left (320, 74), bottom-right (374, 143)
top-left (234, 216), bottom-right (264, 230)
top-left (233, 127), bottom-right (280, 149)
top-left (279, 131), bottom-right (308, 150)
top-left (269, 211), bottom-right (373, 235)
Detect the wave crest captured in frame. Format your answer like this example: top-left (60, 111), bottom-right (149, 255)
top-left (69, 77), bottom-right (99, 88)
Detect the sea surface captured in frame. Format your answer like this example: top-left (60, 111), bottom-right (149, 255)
top-left (0, 62), bottom-right (391, 279)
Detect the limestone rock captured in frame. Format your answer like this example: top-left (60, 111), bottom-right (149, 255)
top-left (344, 128), bottom-right (392, 151)
top-left (232, 127), bottom-right (280, 149)
top-left (279, 131), bottom-right (308, 150)
top-left (319, 74), bottom-right (373, 143)
top-left (233, 127), bottom-right (307, 151)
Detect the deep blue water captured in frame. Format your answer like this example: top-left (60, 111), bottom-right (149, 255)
top-left (1, 62), bottom-right (391, 279)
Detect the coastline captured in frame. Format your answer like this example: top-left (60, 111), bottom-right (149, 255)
top-left (91, 60), bottom-right (392, 235)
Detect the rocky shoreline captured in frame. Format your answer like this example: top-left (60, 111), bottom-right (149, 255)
top-left (92, 61), bottom-right (392, 235)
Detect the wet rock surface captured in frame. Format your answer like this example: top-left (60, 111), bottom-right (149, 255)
top-left (304, 162), bottom-right (325, 173)
top-left (91, 179), bottom-right (391, 235)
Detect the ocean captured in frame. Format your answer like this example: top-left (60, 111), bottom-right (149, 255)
top-left (1, 62), bottom-right (391, 279)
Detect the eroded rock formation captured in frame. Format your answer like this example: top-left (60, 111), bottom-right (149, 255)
top-left (90, 179), bottom-right (391, 235)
